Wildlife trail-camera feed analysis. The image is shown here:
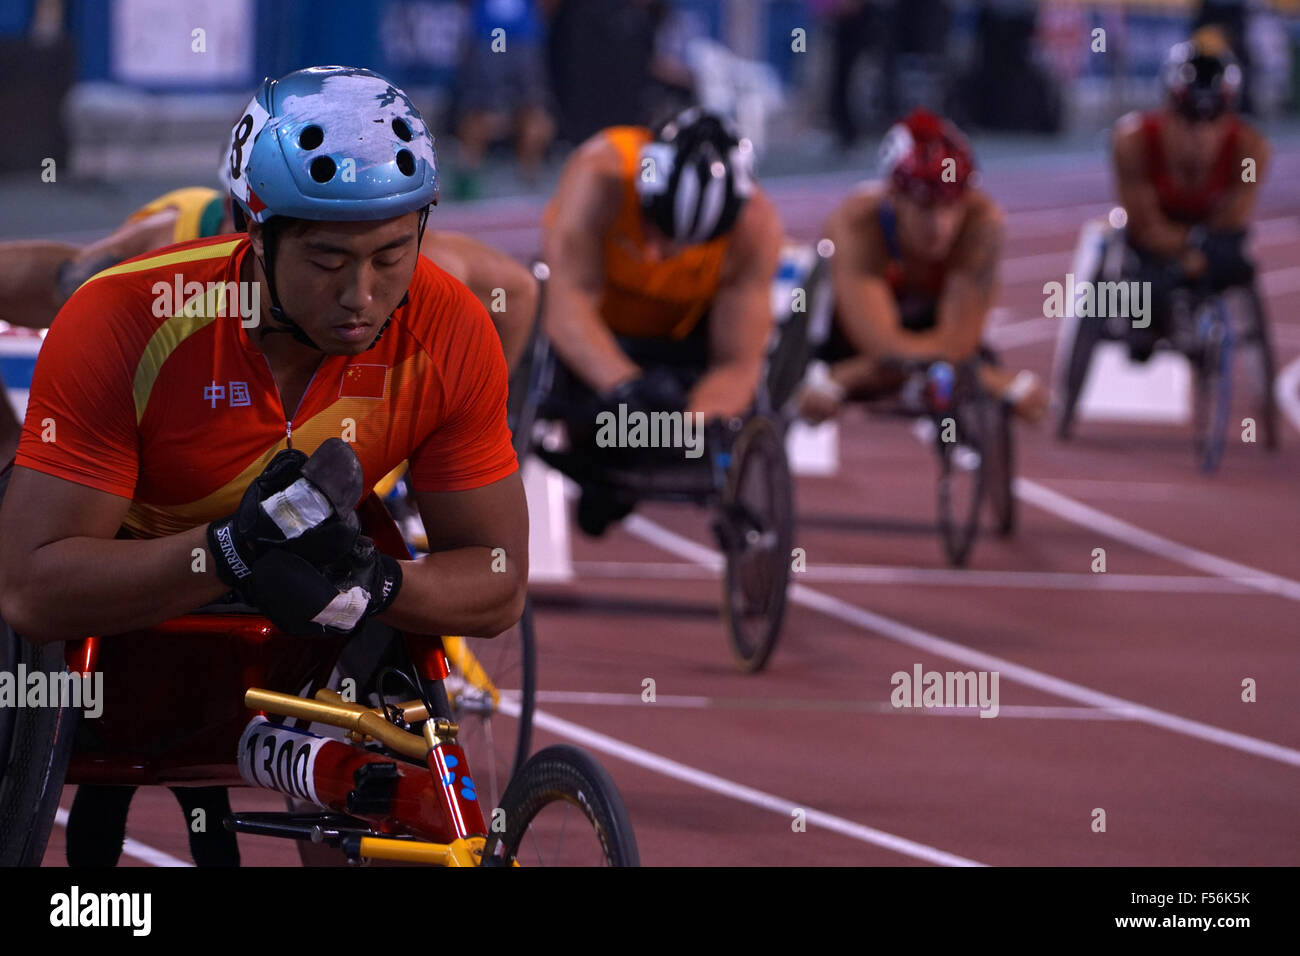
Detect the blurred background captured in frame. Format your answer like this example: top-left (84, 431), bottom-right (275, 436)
top-left (2, 0), bottom-right (1299, 224)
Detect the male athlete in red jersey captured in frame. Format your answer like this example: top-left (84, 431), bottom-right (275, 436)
top-left (0, 67), bottom-right (527, 865)
top-left (1111, 27), bottom-right (1268, 360)
top-left (798, 108), bottom-right (1048, 423)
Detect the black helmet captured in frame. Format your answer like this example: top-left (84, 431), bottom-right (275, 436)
top-left (1162, 28), bottom-right (1242, 121)
top-left (636, 107), bottom-right (756, 243)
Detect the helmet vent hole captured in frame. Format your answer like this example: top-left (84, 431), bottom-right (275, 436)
top-left (392, 118), bottom-right (412, 142)
top-left (309, 156), bottom-right (337, 183)
top-left (396, 149), bottom-right (415, 176)
top-left (299, 125), bottom-right (324, 151)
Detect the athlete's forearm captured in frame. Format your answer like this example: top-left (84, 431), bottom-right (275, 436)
top-left (491, 273), bottom-right (538, 373)
top-left (0, 240), bottom-right (78, 328)
top-left (380, 546), bottom-right (526, 638)
top-left (543, 284), bottom-right (639, 392)
top-left (688, 360), bottom-right (762, 419)
top-left (4, 526), bottom-right (229, 644)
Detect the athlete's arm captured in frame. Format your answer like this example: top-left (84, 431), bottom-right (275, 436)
top-left (0, 211), bottom-right (178, 330)
top-left (380, 474), bottom-right (528, 638)
top-left (1210, 124), bottom-right (1268, 231)
top-left (1113, 116), bottom-right (1191, 259)
top-left (540, 138), bottom-right (640, 393)
top-left (0, 469), bottom-right (230, 644)
top-left (925, 201), bottom-right (1003, 363)
top-left (688, 190), bottom-right (782, 419)
top-left (0, 240), bottom-right (79, 329)
top-left (825, 192), bottom-right (932, 370)
top-left (422, 232), bottom-right (538, 372)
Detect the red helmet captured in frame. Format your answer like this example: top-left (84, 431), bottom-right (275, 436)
top-left (879, 109), bottom-right (975, 205)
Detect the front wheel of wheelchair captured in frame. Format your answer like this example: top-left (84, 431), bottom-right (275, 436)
top-left (0, 620), bottom-right (81, 866)
top-left (480, 744), bottom-right (640, 866)
top-left (935, 398), bottom-right (988, 567)
top-left (443, 599), bottom-right (537, 814)
top-left (1242, 283), bottom-right (1279, 452)
top-left (1192, 311), bottom-right (1234, 474)
top-left (984, 400), bottom-right (1017, 537)
top-left (1056, 314), bottom-right (1106, 441)
top-left (718, 417), bottom-right (794, 674)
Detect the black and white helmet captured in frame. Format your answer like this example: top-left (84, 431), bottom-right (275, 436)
top-left (636, 108), bottom-right (756, 243)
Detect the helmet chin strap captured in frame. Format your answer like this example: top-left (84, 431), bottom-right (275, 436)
top-left (255, 205), bottom-right (431, 353)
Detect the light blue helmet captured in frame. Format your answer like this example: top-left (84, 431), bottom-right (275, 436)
top-left (227, 65), bottom-right (438, 224)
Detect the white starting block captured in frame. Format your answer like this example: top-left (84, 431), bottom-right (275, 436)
top-left (1077, 343), bottom-right (1192, 425)
top-left (786, 419), bottom-right (839, 475)
top-left (523, 455), bottom-right (575, 583)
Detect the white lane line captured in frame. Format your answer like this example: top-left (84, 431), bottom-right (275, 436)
top-left (52, 807), bottom-right (194, 867)
top-left (573, 560), bottom-right (1260, 594)
top-left (1276, 353), bottom-right (1300, 434)
top-left (534, 691), bottom-right (1139, 721)
top-left (622, 515), bottom-right (1300, 769)
top-left (503, 700), bottom-right (985, 867)
top-left (1014, 478), bottom-right (1300, 602)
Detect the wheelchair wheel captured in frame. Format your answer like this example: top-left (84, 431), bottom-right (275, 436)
top-left (718, 416), bottom-right (794, 673)
top-left (1056, 313), bottom-right (1106, 441)
top-left (443, 598), bottom-right (537, 814)
top-left (984, 399), bottom-right (1016, 537)
top-left (1192, 301), bottom-right (1234, 474)
top-left (1242, 283), bottom-right (1279, 452)
top-left (936, 393), bottom-right (988, 567)
top-left (480, 744), bottom-right (640, 867)
top-left (0, 620), bottom-right (81, 866)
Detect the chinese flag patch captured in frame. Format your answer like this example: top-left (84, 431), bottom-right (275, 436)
top-left (340, 364), bottom-right (387, 399)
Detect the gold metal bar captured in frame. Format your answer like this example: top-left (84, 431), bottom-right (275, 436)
top-left (245, 687), bottom-right (428, 761)
top-left (357, 836), bottom-right (484, 866)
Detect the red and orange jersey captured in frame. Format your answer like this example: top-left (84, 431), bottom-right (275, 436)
top-left (15, 235), bottom-right (516, 539)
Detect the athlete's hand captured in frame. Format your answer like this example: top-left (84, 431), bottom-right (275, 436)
top-left (206, 438), bottom-right (363, 588)
top-left (601, 367), bottom-right (687, 416)
top-left (240, 535), bottom-right (402, 638)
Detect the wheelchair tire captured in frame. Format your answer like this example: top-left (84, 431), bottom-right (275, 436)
top-left (936, 394), bottom-right (988, 567)
top-left (444, 598), bottom-right (537, 814)
top-left (0, 620), bottom-right (81, 866)
top-left (719, 416), bottom-right (794, 674)
top-left (1192, 304), bottom-right (1234, 474)
top-left (985, 399), bottom-right (1017, 537)
top-left (1243, 283), bottom-right (1279, 452)
top-left (480, 744), bottom-right (640, 867)
top-left (1056, 313), bottom-right (1105, 441)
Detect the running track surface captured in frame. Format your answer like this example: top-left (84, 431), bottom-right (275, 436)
top-left (37, 147), bottom-right (1300, 867)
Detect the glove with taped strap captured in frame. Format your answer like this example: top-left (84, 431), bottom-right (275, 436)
top-left (241, 535), bottom-right (403, 638)
top-left (206, 438), bottom-right (363, 588)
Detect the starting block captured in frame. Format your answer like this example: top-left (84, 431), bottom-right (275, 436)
top-left (786, 419), bottom-right (839, 475)
top-left (1077, 343), bottom-right (1192, 425)
top-left (522, 456), bottom-right (575, 583)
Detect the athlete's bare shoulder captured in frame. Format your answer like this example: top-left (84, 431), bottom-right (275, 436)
top-left (1112, 112), bottom-right (1148, 171)
top-left (420, 231), bottom-right (471, 285)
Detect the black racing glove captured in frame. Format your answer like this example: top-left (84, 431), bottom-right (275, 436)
top-left (1199, 230), bottom-right (1254, 290)
top-left (240, 535), bottom-right (403, 638)
top-left (600, 366), bottom-right (687, 417)
top-left (206, 438), bottom-right (363, 588)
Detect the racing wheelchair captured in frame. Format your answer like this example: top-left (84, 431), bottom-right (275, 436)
top-left (506, 262), bottom-right (797, 673)
top-left (0, 476), bottom-right (639, 867)
top-left (789, 243), bottom-right (1016, 567)
top-left (1054, 213), bottom-right (1279, 473)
